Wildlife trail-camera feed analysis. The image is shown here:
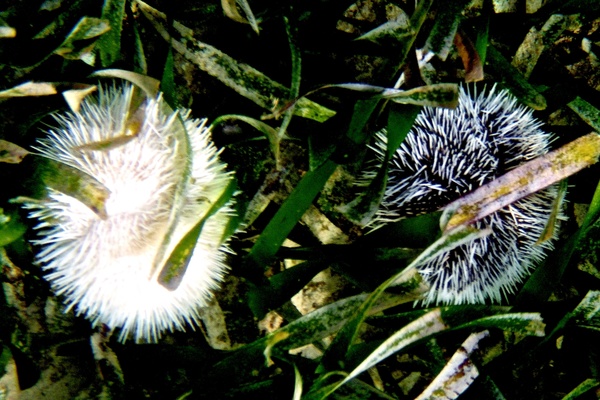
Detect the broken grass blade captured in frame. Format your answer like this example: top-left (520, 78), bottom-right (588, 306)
top-left (221, 0), bottom-right (260, 34)
top-left (568, 96), bottom-right (600, 133)
top-left (415, 330), bottom-right (489, 400)
top-left (0, 140), bottom-right (30, 164)
top-left (62, 85), bottom-right (97, 113)
top-left (442, 133), bottom-right (600, 232)
top-left (0, 82), bottom-right (58, 98)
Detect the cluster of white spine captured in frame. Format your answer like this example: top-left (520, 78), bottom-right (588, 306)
top-left (372, 86), bottom-right (562, 305)
top-left (27, 85), bottom-right (233, 342)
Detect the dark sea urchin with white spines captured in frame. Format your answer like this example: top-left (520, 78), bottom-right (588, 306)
top-left (372, 86), bottom-right (564, 305)
top-left (26, 84), bottom-right (234, 342)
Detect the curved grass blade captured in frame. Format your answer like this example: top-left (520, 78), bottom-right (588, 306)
top-left (37, 157), bottom-right (110, 219)
top-left (316, 224), bottom-right (487, 375)
top-left (158, 179), bottom-right (236, 290)
top-left (91, 69), bottom-right (161, 98)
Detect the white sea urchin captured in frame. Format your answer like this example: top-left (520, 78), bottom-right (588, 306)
top-left (26, 84), bottom-right (234, 342)
top-left (373, 86), bottom-right (563, 305)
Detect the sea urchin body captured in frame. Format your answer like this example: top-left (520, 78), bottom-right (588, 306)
top-left (374, 86), bottom-right (563, 305)
top-left (26, 84), bottom-right (234, 342)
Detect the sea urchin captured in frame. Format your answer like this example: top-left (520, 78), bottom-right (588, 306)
top-left (26, 84), bottom-right (234, 342)
top-left (372, 86), bottom-right (563, 305)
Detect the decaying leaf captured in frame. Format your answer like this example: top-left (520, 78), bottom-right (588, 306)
top-left (0, 82), bottom-right (58, 98)
top-left (0, 140), bottom-right (30, 164)
top-left (442, 133), bottom-right (600, 232)
top-left (221, 0), bottom-right (260, 34)
top-left (415, 330), bottom-right (489, 400)
top-left (62, 85), bottom-right (97, 113)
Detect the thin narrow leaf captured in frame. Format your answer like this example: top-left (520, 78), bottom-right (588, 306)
top-left (245, 159), bottom-right (338, 272)
top-left (272, 13), bottom-right (302, 166)
top-left (149, 113), bottom-right (192, 280)
top-left (96, 0), bottom-right (127, 66)
top-left (0, 140), bottom-right (30, 164)
top-left (158, 179), bottom-right (236, 290)
top-left (457, 313), bottom-right (545, 336)
top-left (292, 364), bottom-right (302, 400)
top-left (568, 96), bottom-right (600, 132)
top-left (211, 114), bottom-right (279, 143)
top-left (132, 19), bottom-right (148, 74)
top-left (562, 379), bottom-right (600, 400)
top-left (137, 0), bottom-right (335, 122)
top-left (337, 159), bottom-right (389, 226)
top-left (486, 46), bottom-right (547, 110)
top-left (208, 292), bottom-right (407, 385)
top-left (384, 84), bottom-right (459, 108)
top-left (442, 133), bottom-right (600, 232)
top-left (474, 10), bottom-right (490, 64)
top-left (296, 83), bottom-right (458, 109)
top-left (386, 104), bottom-right (422, 158)
top-left (537, 179), bottom-right (568, 244)
top-left (570, 290), bottom-right (600, 328)
top-left (337, 310), bottom-right (449, 392)
top-left (337, 104), bottom-right (420, 225)
top-left (161, 46), bottom-right (177, 108)
top-left (415, 331), bottom-right (489, 400)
